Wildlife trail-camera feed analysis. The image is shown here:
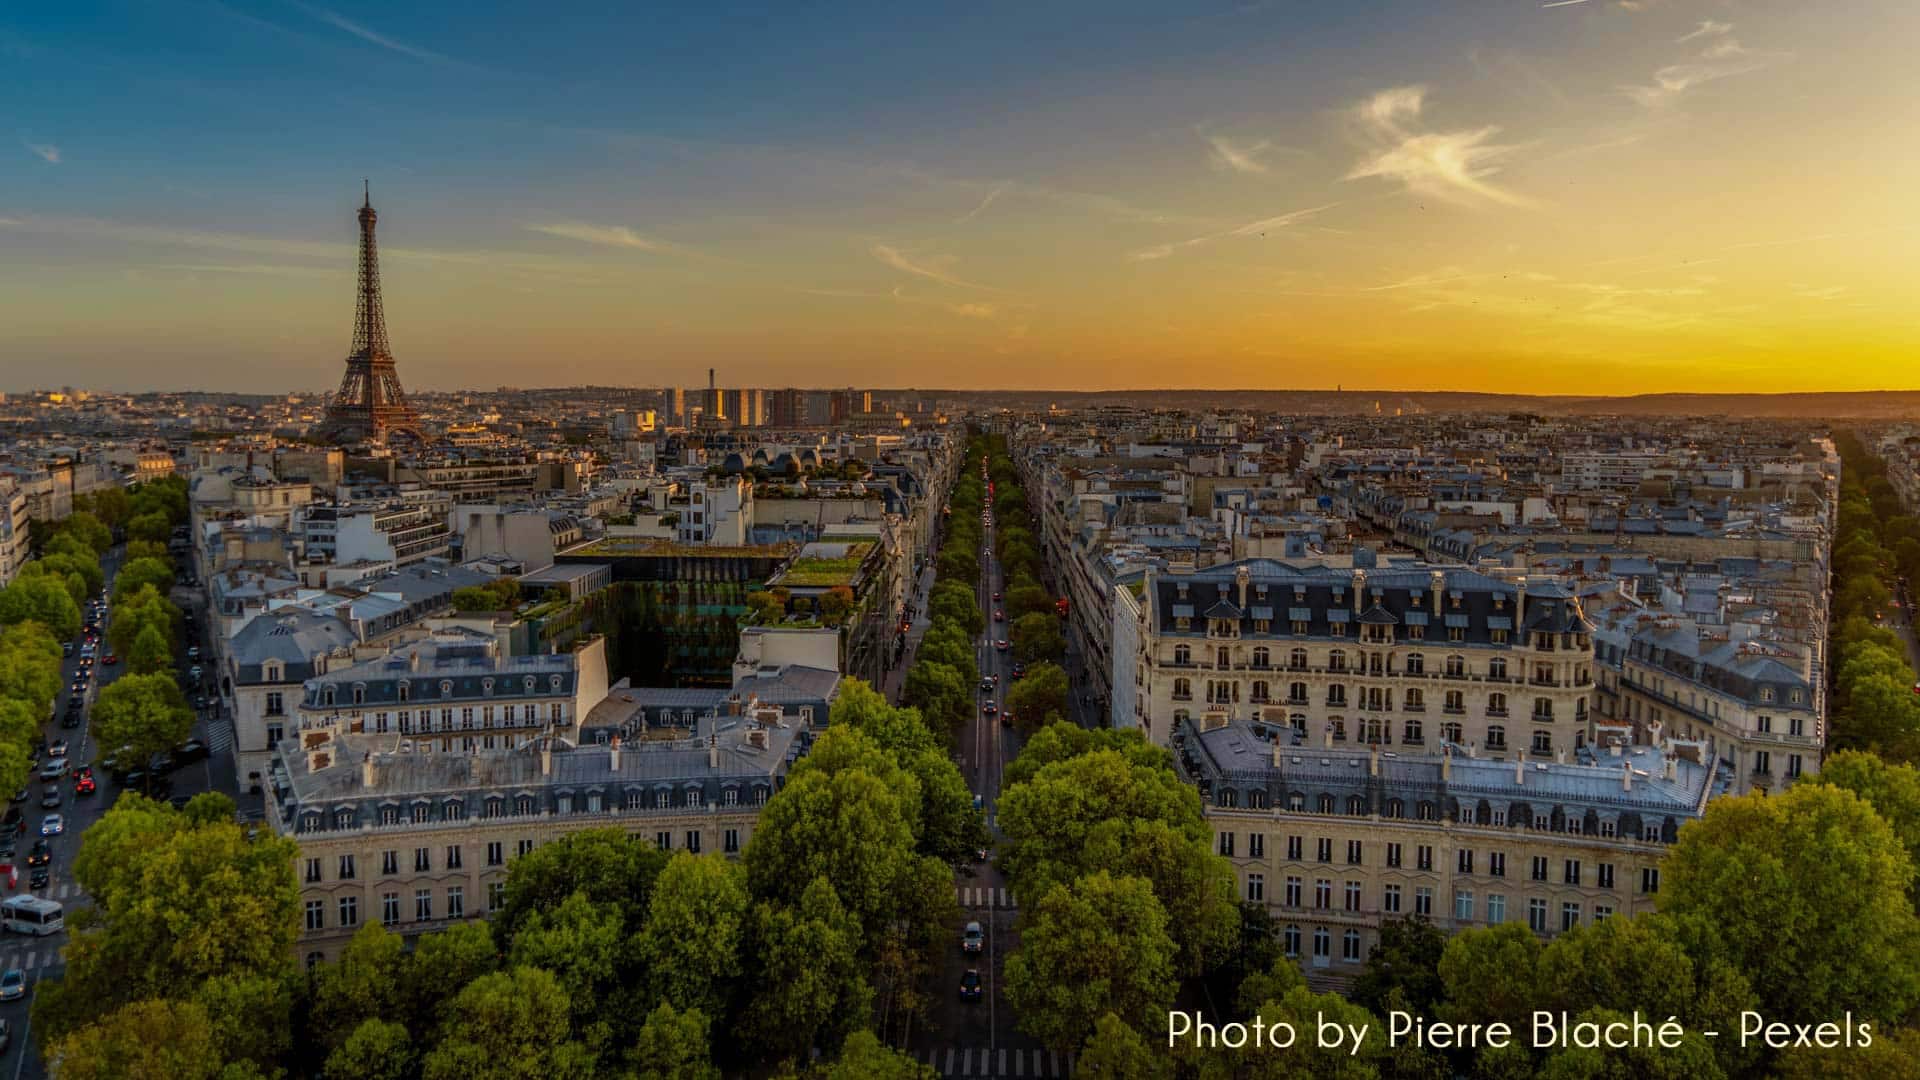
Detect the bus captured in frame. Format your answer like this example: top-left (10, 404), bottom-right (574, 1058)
top-left (0, 896), bottom-right (63, 936)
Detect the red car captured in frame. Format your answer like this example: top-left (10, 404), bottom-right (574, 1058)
top-left (102, 654), bottom-right (119, 665)
top-left (993, 610), bottom-right (1005, 622)
top-left (73, 774), bottom-right (95, 796)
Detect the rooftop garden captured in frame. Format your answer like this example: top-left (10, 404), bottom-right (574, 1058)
top-left (775, 542), bottom-right (875, 587)
top-left (569, 537), bottom-right (797, 558)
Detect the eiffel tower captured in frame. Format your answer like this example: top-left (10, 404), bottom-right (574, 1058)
top-left (318, 183), bottom-right (423, 445)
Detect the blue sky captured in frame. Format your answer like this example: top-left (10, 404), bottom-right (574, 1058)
top-left (3, 1), bottom-right (1915, 393)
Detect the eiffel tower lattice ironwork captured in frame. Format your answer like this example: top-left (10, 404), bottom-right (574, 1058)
top-left (319, 183), bottom-right (423, 444)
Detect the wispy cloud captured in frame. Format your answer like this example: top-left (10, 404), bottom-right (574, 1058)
top-left (1793, 284), bottom-right (1846, 301)
top-left (870, 244), bottom-right (1000, 291)
top-left (954, 182), bottom-right (1008, 225)
top-left (152, 263), bottom-right (334, 277)
top-left (1675, 20), bottom-right (1732, 43)
top-left (949, 302), bottom-right (998, 319)
top-left (1205, 134), bottom-right (1272, 175)
top-left (1622, 28), bottom-right (1785, 108)
top-left (1127, 204), bottom-right (1337, 262)
top-left (296, 3), bottom-right (455, 64)
top-left (24, 142), bottom-right (60, 164)
top-left (525, 222), bottom-right (676, 253)
top-left (1540, 0), bottom-right (1591, 8)
top-left (1344, 86), bottom-right (1532, 207)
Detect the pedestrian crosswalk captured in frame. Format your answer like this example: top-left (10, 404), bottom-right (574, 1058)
top-left (917, 1046), bottom-right (1074, 1077)
top-left (205, 718), bottom-right (235, 754)
top-left (0, 942), bottom-right (63, 972)
top-left (957, 886), bottom-right (1016, 910)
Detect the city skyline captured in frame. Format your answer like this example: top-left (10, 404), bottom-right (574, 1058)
top-left (4, 1), bottom-right (1916, 393)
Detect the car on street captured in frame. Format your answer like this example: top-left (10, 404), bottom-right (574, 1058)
top-left (1001, 710), bottom-right (1014, 727)
top-left (996, 639), bottom-right (1009, 651)
top-left (59, 712), bottom-right (80, 729)
top-left (187, 645), bottom-right (200, 660)
top-left (73, 773), bottom-right (95, 796)
top-left (1011, 662), bottom-right (1026, 678)
top-left (0, 970), bottom-right (22, 1002)
top-left (979, 677), bottom-right (994, 692)
top-left (962, 921), bottom-right (984, 954)
top-left (173, 739), bottom-right (210, 765)
top-left (188, 665), bottom-right (203, 680)
top-left (25, 842), bottom-right (48, 868)
top-left (103, 653), bottom-right (118, 665)
top-left (37, 759), bottom-right (66, 782)
top-left (0, 1016), bottom-right (14, 1050)
top-left (993, 609), bottom-right (1004, 621)
top-left (992, 591), bottom-right (1001, 601)
top-left (48, 741), bottom-right (67, 759)
top-left (37, 788), bottom-right (59, 810)
top-left (982, 702), bottom-right (998, 716)
top-left (61, 642), bottom-right (73, 657)
top-left (28, 866), bottom-right (48, 890)
top-left (959, 969), bottom-right (983, 1001)
top-left (972, 793), bottom-right (984, 811)
top-left (39, 814), bottom-right (63, 837)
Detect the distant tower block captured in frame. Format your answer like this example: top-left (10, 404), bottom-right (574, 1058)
top-left (318, 184), bottom-right (423, 445)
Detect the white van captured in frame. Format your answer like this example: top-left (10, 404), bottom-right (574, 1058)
top-left (0, 895), bottom-right (63, 936)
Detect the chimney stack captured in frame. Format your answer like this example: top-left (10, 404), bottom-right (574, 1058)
top-left (1664, 754), bottom-right (1677, 782)
top-left (1622, 761), bottom-right (1633, 791)
top-left (1514, 755), bottom-right (1525, 785)
top-left (609, 734), bottom-right (622, 772)
top-left (1441, 744), bottom-right (1452, 781)
top-left (1430, 571), bottom-right (1444, 615)
top-left (540, 738), bottom-right (552, 777)
top-left (1351, 568), bottom-right (1366, 614)
top-left (1272, 740), bottom-right (1282, 768)
top-left (361, 751), bottom-right (376, 789)
top-left (1369, 745), bottom-right (1379, 777)
top-left (708, 731), bottom-right (720, 769)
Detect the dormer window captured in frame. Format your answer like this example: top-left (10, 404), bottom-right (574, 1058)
top-left (351, 684), bottom-right (366, 706)
top-left (323, 688), bottom-right (335, 707)
top-left (263, 661), bottom-right (283, 682)
top-left (549, 674), bottom-right (563, 692)
top-left (439, 680), bottom-right (454, 698)
top-left (398, 682), bottom-right (409, 702)
top-left (524, 675), bottom-right (536, 692)
top-left (482, 678), bottom-right (494, 694)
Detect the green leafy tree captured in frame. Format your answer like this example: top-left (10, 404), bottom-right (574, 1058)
top-left (113, 556), bottom-right (175, 604)
top-left (902, 658), bottom-right (971, 733)
top-left (38, 795), bottom-right (300, 1042)
top-left (46, 998), bottom-right (224, 1080)
top-left (309, 924), bottom-right (409, 1051)
top-left (1351, 916), bottom-right (1447, 1018)
top-left (91, 672), bottom-right (195, 785)
top-left (405, 923), bottom-right (499, 1026)
top-left (508, 890), bottom-right (630, 1052)
top-left (745, 728), bottom-right (922, 944)
top-left (1535, 1006), bottom-right (1723, 1080)
top-left (422, 967), bottom-right (597, 1080)
top-left (1006, 660), bottom-right (1068, 730)
top-left (1435, 923), bottom-right (1543, 1033)
top-left (1078, 1014), bottom-right (1171, 1080)
top-left (194, 973), bottom-right (292, 1075)
top-left (1234, 954), bottom-right (1305, 1017)
top-left (811, 1030), bottom-right (936, 1080)
top-left (628, 1002), bottom-right (721, 1080)
top-left (1010, 611), bottom-right (1065, 665)
top-left (326, 1019), bottom-right (416, 1080)
top-left (1773, 1025), bottom-right (1920, 1079)
top-left (1006, 871), bottom-right (1177, 1052)
top-left (0, 574), bottom-right (81, 639)
top-left (1003, 724), bottom-right (1173, 789)
top-left (60, 510), bottom-right (114, 554)
top-left (637, 854), bottom-right (750, 1020)
top-left (492, 827), bottom-right (668, 948)
top-left (1805, 749), bottom-right (1920, 904)
top-left (831, 681), bottom-right (985, 861)
top-left (740, 879), bottom-right (871, 1064)
top-left (129, 622), bottom-right (172, 675)
top-left (1662, 783), bottom-right (1920, 1024)
top-left (126, 510), bottom-right (173, 544)
top-left (124, 539), bottom-right (170, 564)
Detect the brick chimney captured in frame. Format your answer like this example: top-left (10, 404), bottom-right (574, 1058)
top-left (540, 738), bottom-right (552, 777)
top-left (1430, 571), bottom-right (1444, 615)
top-left (609, 734), bottom-right (622, 772)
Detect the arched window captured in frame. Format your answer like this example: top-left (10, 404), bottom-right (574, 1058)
top-left (1317, 793), bottom-right (1336, 814)
top-left (1445, 690), bottom-right (1463, 713)
top-left (1488, 692), bottom-right (1507, 716)
top-left (1489, 657), bottom-right (1507, 679)
top-left (1403, 718), bottom-right (1423, 744)
top-left (1446, 655), bottom-right (1466, 677)
top-left (1251, 681), bottom-right (1270, 703)
top-left (1384, 798), bottom-right (1404, 818)
top-left (1440, 722), bottom-right (1462, 743)
top-left (1172, 678), bottom-right (1192, 700)
top-left (1533, 697), bottom-right (1553, 720)
top-left (514, 794), bottom-right (536, 815)
top-left (1404, 688), bottom-right (1424, 711)
top-left (1405, 652), bottom-right (1424, 675)
top-left (1289, 682), bottom-right (1308, 703)
top-left (1289, 648), bottom-right (1309, 670)
top-left (1219, 789), bottom-right (1237, 808)
top-left (1252, 647), bottom-right (1271, 668)
top-left (1347, 795), bottom-right (1367, 816)
top-left (1328, 650), bottom-right (1347, 673)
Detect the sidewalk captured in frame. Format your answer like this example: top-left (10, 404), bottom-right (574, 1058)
top-left (882, 565), bottom-right (939, 702)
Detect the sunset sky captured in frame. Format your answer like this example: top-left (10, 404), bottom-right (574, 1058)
top-left (3, 1), bottom-right (1916, 394)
